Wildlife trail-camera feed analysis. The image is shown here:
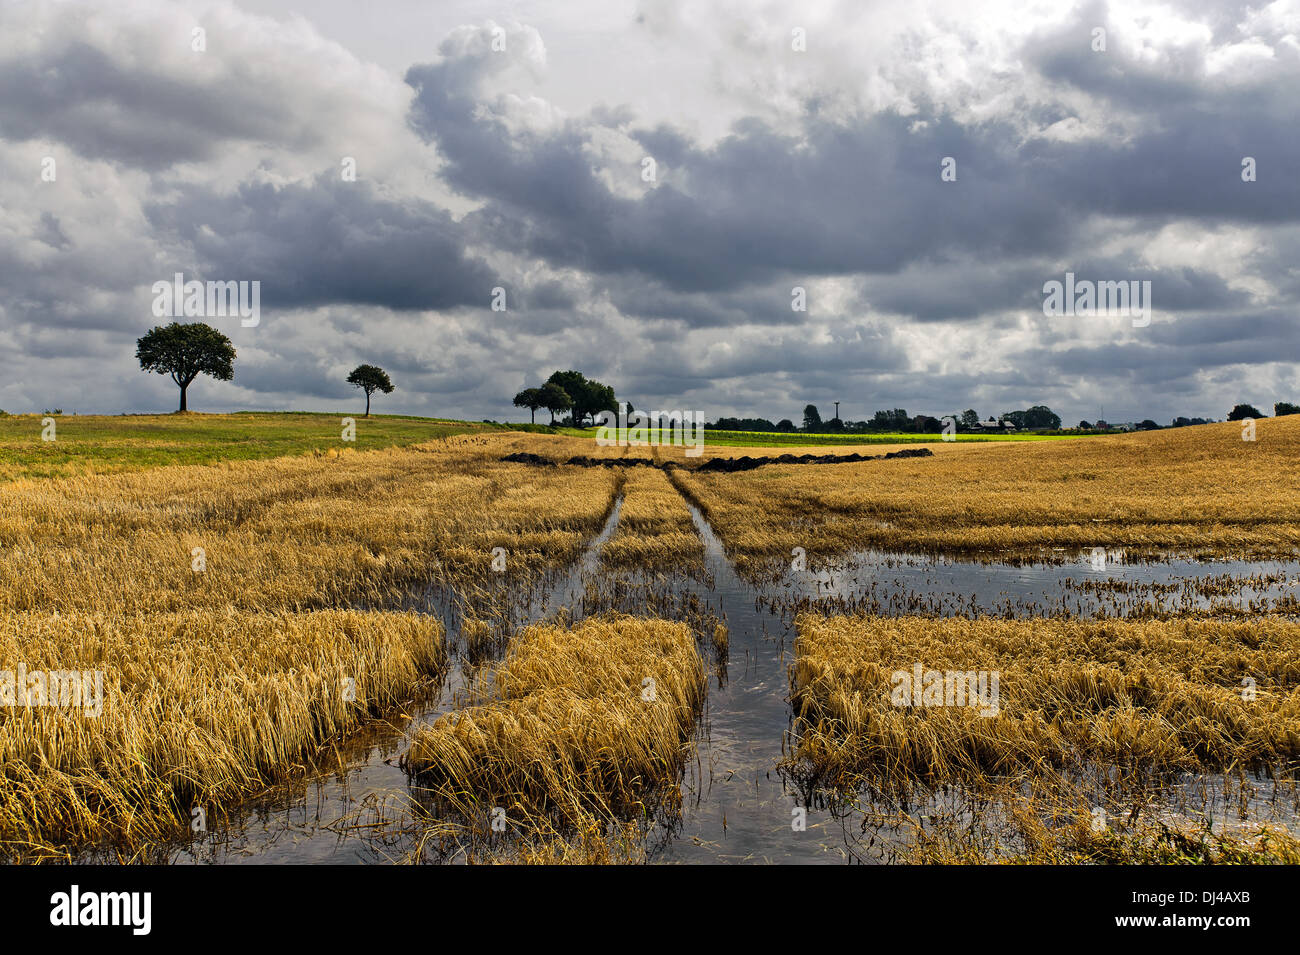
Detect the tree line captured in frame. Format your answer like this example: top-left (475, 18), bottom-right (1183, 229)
top-left (123, 323), bottom-right (1300, 432)
top-left (513, 371), bottom-right (617, 427)
top-left (714, 401), bottom-right (1300, 434)
top-left (715, 405), bottom-right (1064, 434)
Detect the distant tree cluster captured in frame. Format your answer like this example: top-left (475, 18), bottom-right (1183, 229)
top-left (712, 417), bottom-right (780, 432)
top-left (513, 382), bottom-right (571, 424)
top-left (1227, 403), bottom-right (1264, 421)
top-left (1000, 406), bottom-right (1061, 430)
top-left (705, 400), bottom-right (1297, 436)
top-left (513, 371), bottom-right (616, 427)
top-left (706, 404), bottom-right (1068, 435)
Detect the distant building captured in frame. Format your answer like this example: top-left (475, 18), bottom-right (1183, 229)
top-left (971, 417), bottom-right (1015, 431)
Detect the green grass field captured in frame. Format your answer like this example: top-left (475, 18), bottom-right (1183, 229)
top-left (0, 412), bottom-right (495, 481)
top-left (0, 412), bottom-right (1099, 482)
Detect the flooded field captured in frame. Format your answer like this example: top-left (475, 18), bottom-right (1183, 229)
top-left (4, 420), bottom-right (1297, 865)
top-left (85, 487), bottom-right (1300, 865)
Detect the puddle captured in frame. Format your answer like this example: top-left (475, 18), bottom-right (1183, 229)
top-left (766, 551), bottom-right (1300, 618)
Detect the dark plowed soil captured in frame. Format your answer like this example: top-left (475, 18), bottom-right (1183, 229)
top-left (501, 447), bottom-right (934, 472)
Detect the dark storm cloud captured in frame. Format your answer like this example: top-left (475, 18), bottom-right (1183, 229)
top-left (144, 174), bottom-right (498, 312)
top-left (604, 277), bottom-right (818, 329)
top-left (864, 259), bottom-right (1247, 322)
top-left (1143, 310), bottom-right (1300, 355)
top-left (1022, 9), bottom-right (1300, 221)
top-left (4, 2), bottom-right (1299, 425)
top-left (0, 229), bottom-right (156, 333)
top-left (1029, 315), bottom-right (1300, 382)
top-left (0, 40), bottom-right (330, 169)
top-left (408, 60), bottom-right (1073, 292)
top-left (230, 359), bottom-right (345, 400)
top-left (404, 25), bottom-right (1298, 342)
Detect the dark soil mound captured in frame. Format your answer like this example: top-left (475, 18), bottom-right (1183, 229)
top-left (501, 446), bottom-right (933, 472)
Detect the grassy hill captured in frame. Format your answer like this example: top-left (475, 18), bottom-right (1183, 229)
top-left (0, 412), bottom-right (496, 481)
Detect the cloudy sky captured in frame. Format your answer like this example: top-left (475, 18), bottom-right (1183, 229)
top-left (2, 0), bottom-right (1298, 424)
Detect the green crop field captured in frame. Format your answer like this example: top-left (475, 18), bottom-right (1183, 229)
top-left (0, 412), bottom-right (496, 482)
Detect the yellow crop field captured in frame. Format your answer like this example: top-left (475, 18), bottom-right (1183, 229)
top-left (671, 417), bottom-right (1300, 573)
top-left (787, 614), bottom-right (1300, 786)
top-left (1, 608), bottom-right (446, 858)
top-left (0, 432), bottom-right (622, 859)
top-left (785, 612), bottom-right (1300, 862)
top-left (2, 419), bottom-right (1298, 866)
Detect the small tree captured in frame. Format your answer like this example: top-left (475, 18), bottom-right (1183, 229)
top-left (513, 387), bottom-right (543, 424)
top-left (347, 364), bottom-right (394, 417)
top-left (960, 409), bottom-right (979, 430)
top-left (802, 404), bottom-right (822, 432)
top-left (1274, 401), bottom-right (1300, 417)
top-left (136, 322), bottom-right (235, 412)
top-left (538, 382), bottom-right (572, 425)
top-left (1227, 403), bottom-right (1264, 421)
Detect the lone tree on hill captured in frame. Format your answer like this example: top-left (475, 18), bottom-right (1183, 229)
top-left (347, 364), bottom-right (394, 417)
top-left (136, 321), bottom-right (235, 412)
top-left (513, 387), bottom-right (544, 423)
top-left (1227, 403), bottom-right (1264, 421)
